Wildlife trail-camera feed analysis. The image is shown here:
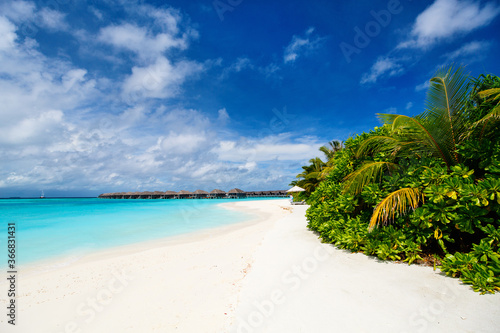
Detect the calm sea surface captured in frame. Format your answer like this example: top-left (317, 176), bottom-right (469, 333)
top-left (0, 198), bottom-right (278, 267)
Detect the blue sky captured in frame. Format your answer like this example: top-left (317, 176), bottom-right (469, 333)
top-left (1, 0), bottom-right (499, 197)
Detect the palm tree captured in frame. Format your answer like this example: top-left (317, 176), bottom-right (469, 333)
top-left (344, 65), bottom-right (472, 230)
top-left (294, 157), bottom-right (326, 195)
top-left (319, 140), bottom-right (344, 161)
top-left (318, 140), bottom-right (344, 179)
top-left (474, 86), bottom-right (500, 139)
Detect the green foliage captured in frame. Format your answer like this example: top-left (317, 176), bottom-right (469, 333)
top-left (300, 67), bottom-right (500, 293)
top-left (441, 238), bottom-right (500, 294)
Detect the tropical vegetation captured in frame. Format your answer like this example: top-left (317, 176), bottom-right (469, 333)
top-left (294, 65), bottom-right (500, 293)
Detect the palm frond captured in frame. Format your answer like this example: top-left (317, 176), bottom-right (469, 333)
top-left (369, 187), bottom-right (422, 231)
top-left (423, 65), bottom-right (470, 164)
top-left (474, 104), bottom-right (500, 138)
top-left (355, 135), bottom-right (399, 159)
top-left (343, 161), bottom-right (400, 194)
top-left (377, 113), bottom-right (452, 167)
top-left (478, 88), bottom-right (500, 101)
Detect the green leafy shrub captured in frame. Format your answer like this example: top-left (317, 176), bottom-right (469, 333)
top-left (302, 70), bottom-right (500, 293)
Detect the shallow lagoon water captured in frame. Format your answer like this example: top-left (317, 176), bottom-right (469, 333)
top-left (0, 197), bottom-right (278, 266)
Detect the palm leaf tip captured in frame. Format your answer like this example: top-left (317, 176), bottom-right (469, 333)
top-left (343, 161), bottom-right (399, 195)
top-left (369, 188), bottom-right (421, 231)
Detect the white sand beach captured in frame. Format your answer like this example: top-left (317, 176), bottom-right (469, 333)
top-left (1, 199), bottom-right (499, 333)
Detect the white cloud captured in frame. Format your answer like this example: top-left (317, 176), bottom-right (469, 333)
top-left (360, 57), bottom-right (403, 84)
top-left (89, 7), bottom-right (104, 21)
top-left (443, 40), bottom-right (491, 60)
top-left (0, 2), bottom-right (321, 195)
top-left (156, 132), bottom-right (208, 154)
top-left (96, 5), bottom-right (196, 65)
top-left (0, 17), bottom-right (17, 51)
top-left (0, 1), bottom-right (36, 22)
top-left (400, 0), bottom-right (500, 49)
top-left (361, 0), bottom-right (499, 85)
top-left (98, 23), bottom-right (188, 62)
top-left (219, 57), bottom-right (254, 79)
top-left (406, 102), bottom-right (413, 110)
top-left (260, 63), bottom-right (281, 78)
top-left (415, 81), bottom-right (430, 92)
top-left (122, 56), bottom-right (203, 100)
top-left (38, 8), bottom-right (68, 31)
top-left (0, 110), bottom-right (65, 145)
top-left (212, 136), bottom-right (323, 162)
top-left (218, 108), bottom-right (230, 123)
top-left (284, 27), bottom-right (324, 64)
top-left (1, 1), bottom-right (67, 32)
top-left (138, 5), bottom-right (182, 35)
top-left (383, 107), bottom-right (398, 114)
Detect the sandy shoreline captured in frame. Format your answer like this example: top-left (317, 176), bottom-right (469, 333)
top-left (1, 199), bottom-right (499, 332)
top-left (0, 199), bottom-right (290, 332)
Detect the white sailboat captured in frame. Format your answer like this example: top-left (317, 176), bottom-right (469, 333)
top-left (40, 190), bottom-right (45, 199)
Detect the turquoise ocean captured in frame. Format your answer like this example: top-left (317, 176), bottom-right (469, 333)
top-left (0, 198), bottom-right (278, 267)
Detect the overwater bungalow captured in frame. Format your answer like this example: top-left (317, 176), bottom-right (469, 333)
top-left (178, 190), bottom-right (192, 199)
top-left (141, 191), bottom-right (154, 199)
top-left (228, 188), bottom-right (246, 199)
top-left (98, 188), bottom-right (286, 199)
top-left (164, 191), bottom-right (178, 199)
top-left (193, 189), bottom-right (209, 198)
top-left (152, 191), bottom-right (164, 199)
top-left (209, 189), bottom-right (226, 199)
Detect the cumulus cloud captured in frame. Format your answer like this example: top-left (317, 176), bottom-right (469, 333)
top-left (0, 1), bottom-right (36, 22)
top-left (0, 17), bottom-right (17, 51)
top-left (0, 2), bottom-right (323, 196)
top-left (1, 1), bottom-right (68, 32)
top-left (212, 135), bottom-right (323, 163)
top-left (122, 56), bottom-right (204, 100)
top-left (284, 27), bottom-right (324, 64)
top-left (400, 0), bottom-right (500, 49)
top-left (98, 23), bottom-right (188, 61)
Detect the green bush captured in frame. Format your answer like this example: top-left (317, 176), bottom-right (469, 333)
top-left (303, 71), bottom-right (500, 293)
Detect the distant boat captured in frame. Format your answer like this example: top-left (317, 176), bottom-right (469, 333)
top-left (40, 190), bottom-right (45, 199)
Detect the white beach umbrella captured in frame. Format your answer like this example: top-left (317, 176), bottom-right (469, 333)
top-left (286, 186), bottom-right (306, 193)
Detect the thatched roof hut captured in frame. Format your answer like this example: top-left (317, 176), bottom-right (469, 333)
top-left (164, 190), bottom-right (178, 199)
top-left (164, 191), bottom-right (177, 195)
top-left (139, 191), bottom-right (153, 199)
top-left (178, 190), bottom-right (192, 198)
top-left (193, 189), bottom-right (209, 198)
top-left (208, 189), bottom-right (226, 198)
top-left (228, 188), bottom-right (245, 194)
top-left (228, 188), bottom-right (246, 198)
